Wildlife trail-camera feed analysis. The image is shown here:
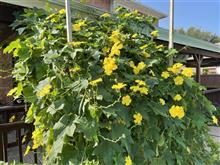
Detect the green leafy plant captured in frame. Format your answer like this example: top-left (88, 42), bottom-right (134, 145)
top-left (4, 7), bottom-right (219, 165)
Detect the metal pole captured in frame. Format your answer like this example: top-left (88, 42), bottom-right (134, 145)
top-left (65, 0), bottom-right (72, 42)
top-left (169, 0), bottom-right (174, 65)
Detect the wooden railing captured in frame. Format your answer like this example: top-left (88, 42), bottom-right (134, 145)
top-left (204, 88), bottom-right (220, 107)
top-left (0, 105), bottom-right (38, 164)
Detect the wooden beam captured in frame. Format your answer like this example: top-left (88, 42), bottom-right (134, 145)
top-left (187, 58), bottom-right (220, 67)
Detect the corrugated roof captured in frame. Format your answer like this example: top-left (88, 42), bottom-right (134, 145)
top-left (157, 27), bottom-right (220, 54)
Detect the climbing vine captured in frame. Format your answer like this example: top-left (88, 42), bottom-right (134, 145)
top-left (4, 7), bottom-right (219, 165)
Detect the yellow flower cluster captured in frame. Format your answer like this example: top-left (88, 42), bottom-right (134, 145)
top-left (102, 30), bottom-right (123, 75)
top-left (125, 155), bottom-right (132, 165)
top-left (168, 63), bottom-right (183, 74)
top-left (129, 61), bottom-right (146, 75)
top-left (130, 80), bottom-right (149, 95)
top-left (174, 76), bottom-right (184, 86)
top-left (173, 94), bottom-right (182, 101)
top-left (161, 71), bottom-right (170, 79)
top-left (122, 95), bottom-right (132, 106)
top-left (181, 67), bottom-right (193, 77)
top-left (109, 42), bottom-right (123, 57)
top-left (212, 115), bottom-right (218, 125)
top-left (112, 83), bottom-right (127, 90)
top-left (159, 98), bottom-right (165, 105)
top-left (36, 83), bottom-right (52, 98)
top-left (90, 78), bottom-right (103, 86)
top-left (103, 57), bottom-right (118, 75)
top-left (32, 128), bottom-right (43, 149)
top-left (133, 113), bottom-right (143, 124)
top-left (109, 30), bottom-right (121, 43)
top-left (72, 20), bottom-right (86, 31)
top-left (169, 105), bottom-right (185, 119)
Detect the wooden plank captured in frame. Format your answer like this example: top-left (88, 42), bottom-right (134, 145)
top-left (0, 121), bottom-right (31, 132)
top-left (0, 105), bottom-right (25, 113)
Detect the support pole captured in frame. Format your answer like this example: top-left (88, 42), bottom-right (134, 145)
top-left (168, 0), bottom-right (174, 66)
top-left (65, 0), bottom-right (72, 42)
top-left (193, 54), bottom-right (203, 83)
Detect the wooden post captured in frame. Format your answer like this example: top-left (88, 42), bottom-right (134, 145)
top-left (0, 132), bottom-right (3, 161)
top-left (65, 0), bottom-right (72, 42)
top-left (193, 54), bottom-right (203, 83)
top-left (168, 0), bottom-right (174, 66)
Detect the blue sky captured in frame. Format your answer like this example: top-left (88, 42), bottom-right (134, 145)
top-left (139, 0), bottom-right (220, 36)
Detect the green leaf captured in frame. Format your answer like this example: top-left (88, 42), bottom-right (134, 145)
top-left (94, 141), bottom-right (122, 165)
top-left (47, 100), bottom-right (65, 115)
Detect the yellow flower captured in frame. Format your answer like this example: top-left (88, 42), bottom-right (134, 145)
top-left (90, 78), bottom-right (103, 86)
top-left (135, 80), bottom-right (146, 86)
top-left (72, 20), bottom-right (86, 31)
top-left (36, 84), bottom-right (52, 98)
top-left (109, 42), bottom-right (123, 57)
top-left (173, 94), bottom-right (182, 101)
top-left (46, 13), bottom-right (55, 20)
top-left (156, 44), bottom-right (164, 51)
top-left (161, 71), bottom-right (170, 79)
top-left (103, 57), bottom-right (118, 75)
top-left (109, 30), bottom-right (121, 43)
top-left (59, 9), bottom-right (66, 14)
top-left (69, 41), bottom-right (85, 47)
top-left (102, 47), bottom-right (110, 53)
top-left (9, 115), bottom-right (16, 123)
top-left (169, 105), bottom-right (185, 119)
top-left (140, 44), bottom-right (148, 50)
top-left (130, 85), bottom-right (140, 92)
top-left (181, 68), bottom-right (193, 77)
top-left (69, 66), bottom-right (81, 73)
top-left (137, 62), bottom-right (146, 69)
top-left (150, 30), bottom-right (159, 38)
top-left (212, 115), bottom-right (218, 125)
top-left (32, 128), bottom-right (43, 149)
top-left (129, 61), bottom-right (146, 75)
top-left (174, 76), bottom-right (184, 86)
top-left (125, 155), bottom-right (132, 165)
top-left (124, 13), bottom-right (132, 18)
top-left (159, 98), bottom-right (165, 105)
top-left (142, 51), bottom-right (151, 58)
top-left (112, 83), bottom-right (127, 90)
top-left (168, 63), bottom-right (183, 74)
top-left (24, 146), bottom-right (31, 156)
top-left (122, 95), bottom-right (132, 106)
top-left (133, 113), bottom-right (143, 124)
top-left (132, 33), bottom-right (138, 38)
top-left (100, 13), bottom-right (111, 18)
top-left (139, 87), bottom-right (149, 95)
